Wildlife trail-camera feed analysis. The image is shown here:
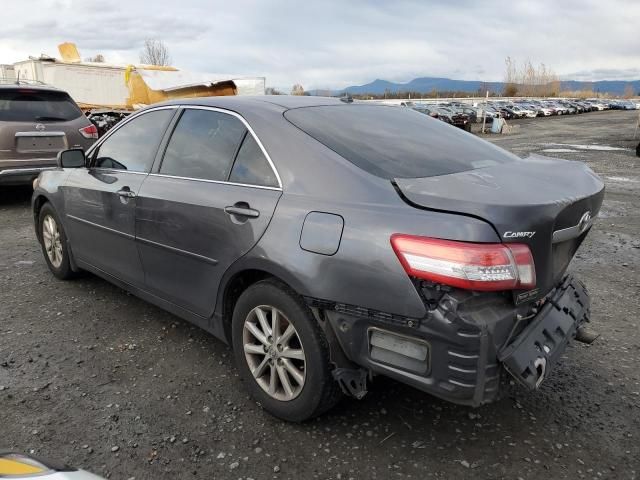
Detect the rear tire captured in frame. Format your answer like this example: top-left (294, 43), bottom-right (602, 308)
top-left (232, 279), bottom-right (342, 421)
top-left (38, 203), bottom-right (74, 280)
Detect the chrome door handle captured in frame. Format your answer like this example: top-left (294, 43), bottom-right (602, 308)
top-left (224, 206), bottom-right (260, 218)
top-left (116, 188), bottom-right (136, 198)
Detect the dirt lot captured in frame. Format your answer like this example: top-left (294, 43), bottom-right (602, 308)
top-left (1, 110), bottom-right (639, 480)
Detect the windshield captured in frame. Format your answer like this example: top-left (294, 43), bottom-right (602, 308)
top-left (284, 104), bottom-right (519, 179)
top-left (0, 89), bottom-right (83, 122)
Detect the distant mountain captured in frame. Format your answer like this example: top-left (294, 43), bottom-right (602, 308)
top-left (340, 77), bottom-right (503, 95)
top-left (317, 76), bottom-right (640, 96)
top-left (556, 80), bottom-right (640, 96)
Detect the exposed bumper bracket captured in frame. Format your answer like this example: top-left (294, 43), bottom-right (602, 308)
top-left (332, 368), bottom-right (368, 399)
top-left (498, 275), bottom-right (590, 390)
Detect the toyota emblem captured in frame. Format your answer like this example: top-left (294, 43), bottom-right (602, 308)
top-left (35, 123), bottom-right (46, 131)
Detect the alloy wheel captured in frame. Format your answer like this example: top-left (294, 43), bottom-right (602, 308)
top-left (242, 305), bottom-right (307, 401)
top-left (42, 214), bottom-right (63, 268)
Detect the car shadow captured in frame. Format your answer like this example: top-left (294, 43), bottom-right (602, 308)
top-left (0, 185), bottom-right (33, 207)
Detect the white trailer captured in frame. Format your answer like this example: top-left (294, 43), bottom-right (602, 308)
top-left (11, 57), bottom-right (266, 109)
top-left (12, 59), bottom-right (129, 107)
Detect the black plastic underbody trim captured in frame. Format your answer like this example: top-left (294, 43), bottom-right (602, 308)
top-left (304, 296), bottom-right (423, 329)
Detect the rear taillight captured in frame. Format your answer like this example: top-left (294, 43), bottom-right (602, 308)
top-left (390, 234), bottom-right (536, 291)
top-left (79, 124), bottom-right (98, 139)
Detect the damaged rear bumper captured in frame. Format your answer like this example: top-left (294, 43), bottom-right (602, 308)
top-left (498, 275), bottom-right (590, 390)
top-left (311, 274), bottom-right (590, 406)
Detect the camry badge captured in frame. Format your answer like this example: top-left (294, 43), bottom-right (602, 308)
top-left (503, 231), bottom-right (536, 239)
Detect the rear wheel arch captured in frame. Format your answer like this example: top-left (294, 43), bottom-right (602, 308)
top-left (229, 276), bottom-right (343, 420)
top-left (218, 264), bottom-right (310, 343)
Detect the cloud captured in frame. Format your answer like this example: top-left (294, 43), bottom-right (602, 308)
top-left (0, 0), bottom-right (638, 89)
top-left (563, 68), bottom-right (640, 82)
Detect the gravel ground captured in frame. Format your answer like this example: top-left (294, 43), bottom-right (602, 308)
top-left (1, 110), bottom-right (639, 480)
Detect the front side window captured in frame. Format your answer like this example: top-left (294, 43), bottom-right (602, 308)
top-left (93, 109), bottom-right (174, 172)
top-left (160, 109), bottom-right (247, 182)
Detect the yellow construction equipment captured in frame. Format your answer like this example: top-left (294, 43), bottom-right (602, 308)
top-left (58, 42), bottom-right (81, 63)
top-left (124, 64), bottom-right (237, 107)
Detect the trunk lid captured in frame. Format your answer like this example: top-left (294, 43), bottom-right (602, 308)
top-left (394, 154), bottom-right (605, 299)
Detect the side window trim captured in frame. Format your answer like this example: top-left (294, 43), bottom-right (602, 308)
top-left (226, 130), bottom-right (249, 182)
top-left (151, 105), bottom-right (282, 190)
top-left (86, 105), bottom-right (180, 170)
top-left (150, 107), bottom-right (185, 174)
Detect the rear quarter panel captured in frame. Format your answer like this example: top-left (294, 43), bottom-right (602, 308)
top-left (219, 108), bottom-right (502, 319)
top-left (226, 191), bottom-right (500, 319)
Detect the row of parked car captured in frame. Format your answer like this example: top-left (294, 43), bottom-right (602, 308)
top-left (402, 97), bottom-right (639, 130)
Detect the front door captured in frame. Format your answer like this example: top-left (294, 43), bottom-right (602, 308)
top-left (63, 108), bottom-right (176, 286)
top-left (135, 107), bottom-right (282, 317)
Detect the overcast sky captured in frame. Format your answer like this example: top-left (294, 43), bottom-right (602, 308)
top-left (1, 0), bottom-right (638, 89)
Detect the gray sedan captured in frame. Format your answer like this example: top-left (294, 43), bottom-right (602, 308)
top-left (33, 96), bottom-right (603, 421)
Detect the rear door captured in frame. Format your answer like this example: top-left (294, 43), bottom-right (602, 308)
top-left (63, 107), bottom-right (176, 286)
top-left (0, 88), bottom-right (94, 171)
top-left (135, 107), bottom-right (282, 317)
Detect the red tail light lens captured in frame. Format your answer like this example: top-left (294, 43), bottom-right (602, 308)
top-left (79, 124), bottom-right (98, 139)
top-left (390, 234), bottom-right (536, 291)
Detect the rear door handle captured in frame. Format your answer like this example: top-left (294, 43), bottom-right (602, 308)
top-left (224, 205), bottom-right (260, 218)
top-left (117, 188), bottom-right (136, 198)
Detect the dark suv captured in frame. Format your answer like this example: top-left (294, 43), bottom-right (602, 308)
top-left (0, 82), bottom-right (97, 186)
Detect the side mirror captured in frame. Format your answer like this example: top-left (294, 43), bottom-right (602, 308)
top-left (57, 148), bottom-right (86, 169)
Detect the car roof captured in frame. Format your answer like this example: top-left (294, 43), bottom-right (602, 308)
top-left (0, 83), bottom-right (65, 93)
top-left (153, 95), bottom-right (351, 114)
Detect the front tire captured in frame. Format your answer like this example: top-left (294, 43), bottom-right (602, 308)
top-left (38, 203), bottom-right (74, 280)
top-left (232, 279), bottom-right (342, 421)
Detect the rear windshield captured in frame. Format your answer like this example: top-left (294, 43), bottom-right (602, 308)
top-left (284, 105), bottom-right (519, 179)
top-left (0, 89), bottom-right (83, 122)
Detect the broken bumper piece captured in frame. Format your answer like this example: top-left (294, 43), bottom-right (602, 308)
top-left (499, 275), bottom-right (591, 390)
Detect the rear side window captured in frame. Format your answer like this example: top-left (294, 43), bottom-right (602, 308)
top-left (93, 109), bottom-right (174, 172)
top-left (284, 105), bottom-right (519, 179)
top-left (229, 134), bottom-right (278, 187)
top-left (0, 89), bottom-right (83, 122)
top-left (160, 109), bottom-right (247, 181)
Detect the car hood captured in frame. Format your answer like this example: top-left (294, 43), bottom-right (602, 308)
top-left (394, 154), bottom-right (605, 298)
